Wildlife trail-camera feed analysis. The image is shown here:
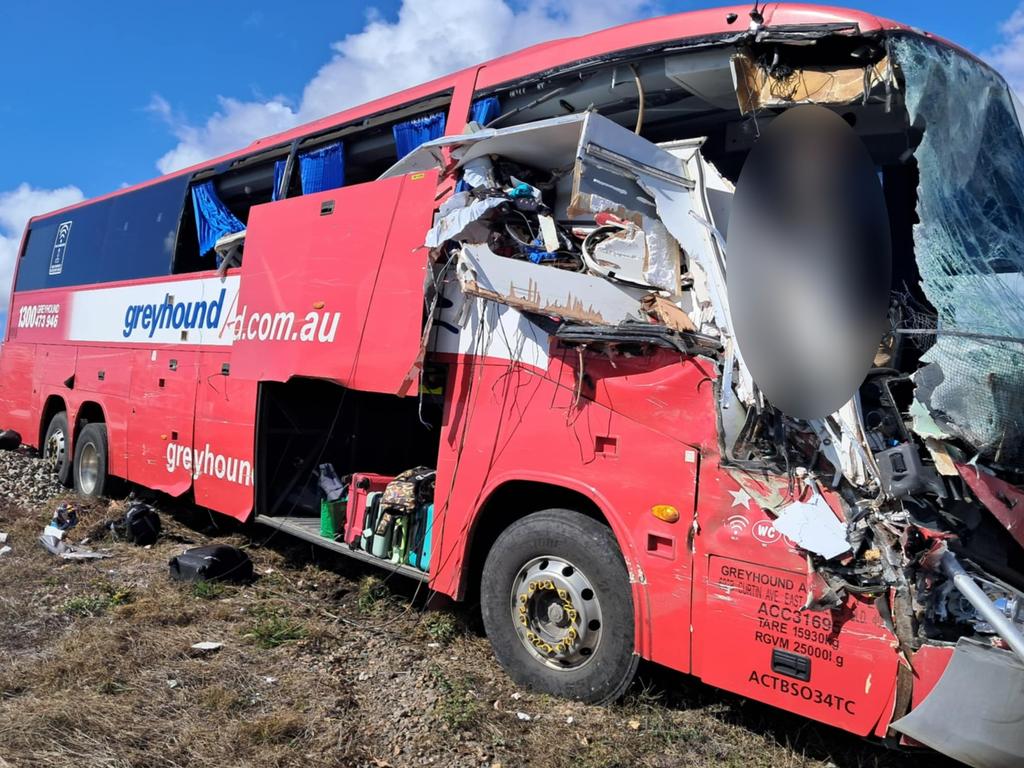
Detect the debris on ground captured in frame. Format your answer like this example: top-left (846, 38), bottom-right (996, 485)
top-left (0, 449), bottom-right (950, 768)
top-left (38, 501), bottom-right (111, 560)
top-left (169, 544), bottom-right (254, 583)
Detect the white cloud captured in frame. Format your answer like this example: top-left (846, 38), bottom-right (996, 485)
top-left (985, 5), bottom-right (1024, 95)
top-left (0, 183), bottom-right (84, 316)
top-left (153, 0), bottom-right (657, 173)
top-left (153, 94), bottom-right (300, 175)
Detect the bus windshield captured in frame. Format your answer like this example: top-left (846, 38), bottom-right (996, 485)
top-left (893, 34), bottom-right (1024, 467)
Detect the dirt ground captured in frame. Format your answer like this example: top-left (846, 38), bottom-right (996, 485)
top-left (0, 488), bottom-right (962, 768)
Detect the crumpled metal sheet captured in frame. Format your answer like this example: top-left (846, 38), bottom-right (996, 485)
top-left (893, 36), bottom-right (1024, 463)
top-left (890, 639), bottom-right (1024, 768)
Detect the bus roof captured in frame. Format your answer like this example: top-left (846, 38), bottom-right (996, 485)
top-left (33, 3), bottom-right (912, 223)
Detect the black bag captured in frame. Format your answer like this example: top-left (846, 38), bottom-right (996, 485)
top-left (113, 502), bottom-right (161, 546)
top-left (0, 429), bottom-right (21, 451)
top-left (169, 545), bottom-right (253, 583)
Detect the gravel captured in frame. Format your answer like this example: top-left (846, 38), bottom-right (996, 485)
top-left (0, 448), bottom-right (68, 508)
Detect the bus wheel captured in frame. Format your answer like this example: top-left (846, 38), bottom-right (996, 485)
top-left (480, 509), bottom-right (638, 703)
top-left (73, 423), bottom-right (110, 498)
top-left (43, 411), bottom-right (73, 488)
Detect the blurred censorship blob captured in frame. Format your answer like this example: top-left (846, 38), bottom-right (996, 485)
top-left (727, 105), bottom-right (891, 420)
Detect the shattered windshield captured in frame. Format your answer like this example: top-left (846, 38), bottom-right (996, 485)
top-left (893, 35), bottom-right (1024, 466)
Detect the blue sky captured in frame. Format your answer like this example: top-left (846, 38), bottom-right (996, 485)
top-left (1, 0), bottom-right (1023, 329)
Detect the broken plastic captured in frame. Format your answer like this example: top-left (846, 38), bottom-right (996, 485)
top-left (770, 495), bottom-right (851, 560)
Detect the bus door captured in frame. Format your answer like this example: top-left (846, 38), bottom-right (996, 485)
top-left (127, 348), bottom-right (199, 495)
top-left (191, 351), bottom-right (258, 520)
top-left (228, 169), bottom-right (441, 395)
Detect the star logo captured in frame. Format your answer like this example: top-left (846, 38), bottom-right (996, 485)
top-left (729, 489), bottom-right (752, 510)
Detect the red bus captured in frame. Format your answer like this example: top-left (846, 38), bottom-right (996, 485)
top-left (2, 5), bottom-right (1023, 766)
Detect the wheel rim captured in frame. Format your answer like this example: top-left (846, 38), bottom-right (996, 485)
top-left (510, 555), bottom-right (603, 669)
top-left (44, 428), bottom-right (66, 471)
top-left (78, 442), bottom-right (99, 495)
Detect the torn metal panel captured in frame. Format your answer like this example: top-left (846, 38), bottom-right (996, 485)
top-left (567, 112), bottom-right (693, 222)
top-left (432, 274), bottom-right (551, 369)
top-left (425, 193), bottom-right (507, 248)
top-left (641, 295), bottom-right (695, 333)
top-left (890, 639), bottom-right (1024, 768)
top-left (381, 111), bottom-right (693, 229)
top-left (957, 463), bottom-right (1024, 552)
top-left (456, 242), bottom-right (649, 326)
top-left (894, 36), bottom-right (1024, 464)
top-left (380, 113), bottom-right (589, 180)
top-left (817, 397), bottom-right (879, 490)
top-left (643, 140), bottom-right (756, 407)
top-left (731, 52), bottom-right (893, 114)
top-left (771, 494), bottom-right (851, 560)
top-left (581, 216), bottom-right (682, 292)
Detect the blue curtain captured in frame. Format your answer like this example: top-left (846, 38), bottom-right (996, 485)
top-left (191, 181), bottom-right (245, 257)
top-left (272, 159), bottom-right (287, 201)
top-left (393, 112), bottom-right (447, 159)
top-left (470, 97), bottom-right (501, 127)
top-left (299, 142), bottom-right (345, 194)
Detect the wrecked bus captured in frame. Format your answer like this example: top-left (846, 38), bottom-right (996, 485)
top-left (2, 4), bottom-right (1023, 765)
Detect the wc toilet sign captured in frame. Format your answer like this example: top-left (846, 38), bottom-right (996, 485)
top-left (49, 221), bottom-right (72, 276)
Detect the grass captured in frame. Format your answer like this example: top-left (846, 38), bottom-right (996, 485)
top-left (356, 574), bottom-right (389, 613)
top-left (244, 607), bottom-right (309, 649)
top-left (191, 580), bottom-right (227, 600)
top-left (0, 492), bottom-right (955, 768)
top-left (61, 580), bottom-right (135, 616)
top-left (422, 611), bottom-right (461, 645)
top-left (429, 665), bottom-right (483, 731)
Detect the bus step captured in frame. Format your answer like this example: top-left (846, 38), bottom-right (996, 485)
top-left (254, 514), bottom-right (429, 583)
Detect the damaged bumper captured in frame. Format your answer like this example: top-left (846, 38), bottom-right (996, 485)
top-left (891, 639), bottom-right (1024, 768)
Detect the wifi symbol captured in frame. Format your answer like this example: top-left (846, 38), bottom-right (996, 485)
top-left (726, 515), bottom-right (749, 540)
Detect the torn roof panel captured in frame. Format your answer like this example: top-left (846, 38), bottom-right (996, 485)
top-left (379, 113), bottom-right (589, 179)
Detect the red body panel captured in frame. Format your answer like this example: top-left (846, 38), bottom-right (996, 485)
top-left (0, 3), bottom-right (958, 746)
top-left (231, 171), bottom-right (439, 393)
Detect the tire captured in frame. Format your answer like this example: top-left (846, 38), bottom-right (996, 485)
top-left (43, 411), bottom-right (73, 487)
top-left (73, 423), bottom-right (109, 498)
top-left (480, 509), bottom-right (639, 703)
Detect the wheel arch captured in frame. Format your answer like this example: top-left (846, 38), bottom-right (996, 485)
top-left (72, 400), bottom-right (106, 441)
top-left (459, 473), bottom-right (651, 658)
top-left (38, 394), bottom-right (68, 449)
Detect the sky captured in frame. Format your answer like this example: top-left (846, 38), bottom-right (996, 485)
top-left (1, 0), bottom-right (1023, 330)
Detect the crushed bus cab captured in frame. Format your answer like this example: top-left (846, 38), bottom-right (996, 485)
top-left (2, 5), bottom-right (1023, 767)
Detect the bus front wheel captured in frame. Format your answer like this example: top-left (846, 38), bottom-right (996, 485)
top-left (73, 423), bottom-right (110, 498)
top-left (480, 509), bottom-right (638, 703)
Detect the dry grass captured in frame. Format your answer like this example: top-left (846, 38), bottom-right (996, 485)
top-left (0, 496), bottom-right (958, 768)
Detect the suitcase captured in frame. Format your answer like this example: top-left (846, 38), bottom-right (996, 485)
top-left (169, 545), bottom-right (253, 583)
top-left (390, 514), bottom-right (409, 564)
top-left (360, 492), bottom-right (383, 552)
top-left (407, 503), bottom-right (434, 572)
top-left (372, 507), bottom-right (395, 559)
top-left (346, 474), bottom-right (393, 548)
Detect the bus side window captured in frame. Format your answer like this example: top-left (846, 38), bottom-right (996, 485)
top-left (173, 155), bottom-right (282, 274)
top-left (171, 92), bottom-right (456, 274)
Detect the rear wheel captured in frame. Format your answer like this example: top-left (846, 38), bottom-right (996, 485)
top-left (480, 509), bottom-right (638, 703)
top-left (74, 423), bottom-right (109, 498)
top-left (43, 411), bottom-right (72, 487)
